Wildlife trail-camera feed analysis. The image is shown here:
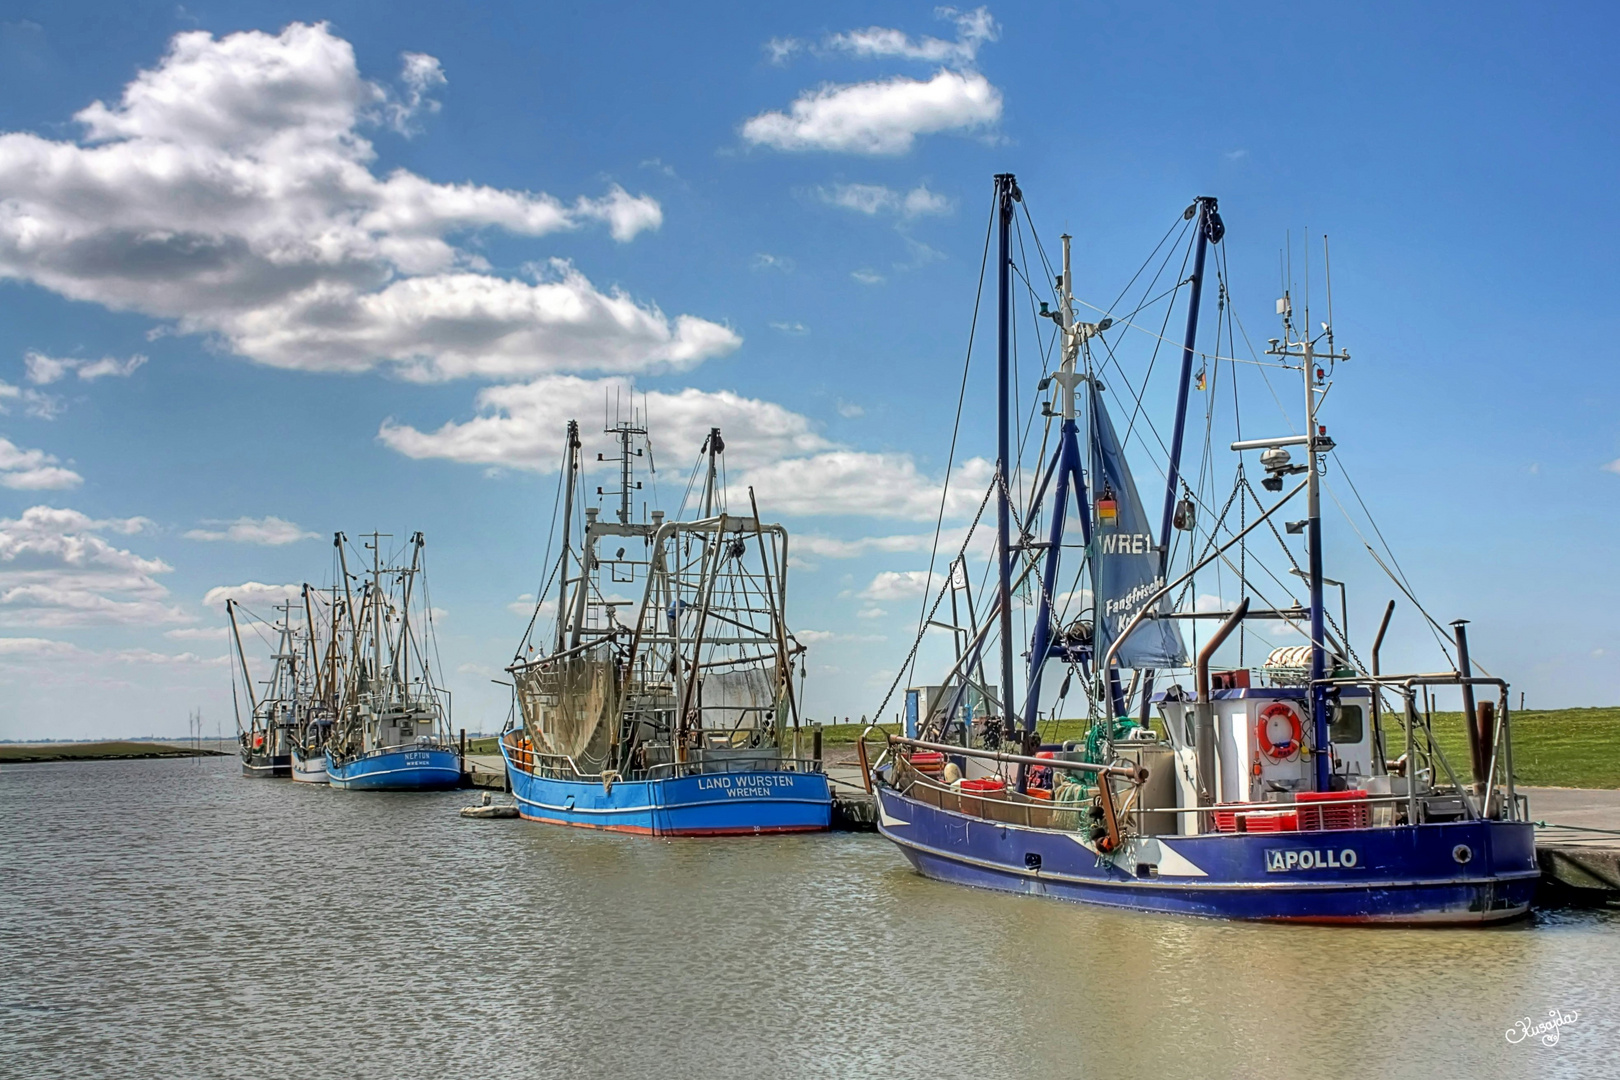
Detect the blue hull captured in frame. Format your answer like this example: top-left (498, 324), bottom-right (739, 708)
top-left (876, 785), bottom-right (1539, 924)
top-left (502, 744), bottom-right (831, 835)
top-left (326, 747), bottom-right (462, 791)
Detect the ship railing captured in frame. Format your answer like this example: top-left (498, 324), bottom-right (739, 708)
top-left (1318, 672), bottom-right (1520, 825)
top-left (877, 735), bottom-right (1144, 849)
top-left (507, 744), bottom-right (824, 783)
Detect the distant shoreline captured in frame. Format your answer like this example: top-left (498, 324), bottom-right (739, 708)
top-left (0, 741), bottom-right (229, 765)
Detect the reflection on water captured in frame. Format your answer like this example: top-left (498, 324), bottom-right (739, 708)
top-left (3, 756), bottom-right (1616, 1079)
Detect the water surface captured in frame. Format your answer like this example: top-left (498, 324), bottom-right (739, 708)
top-left (3, 756), bottom-right (1615, 1079)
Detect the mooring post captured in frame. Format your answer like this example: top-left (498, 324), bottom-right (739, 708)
top-left (812, 724), bottom-right (823, 767)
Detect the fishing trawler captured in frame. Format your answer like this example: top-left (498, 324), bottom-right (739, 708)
top-left (864, 175), bottom-right (1537, 924)
top-left (324, 531), bottom-right (461, 790)
top-left (228, 598), bottom-right (299, 777)
top-left (290, 581), bottom-right (342, 784)
top-left (500, 418), bottom-right (832, 834)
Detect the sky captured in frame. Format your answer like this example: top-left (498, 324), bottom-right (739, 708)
top-left (1, 1), bottom-right (1616, 741)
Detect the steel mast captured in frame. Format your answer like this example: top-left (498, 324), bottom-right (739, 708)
top-left (994, 173), bottom-right (1019, 743)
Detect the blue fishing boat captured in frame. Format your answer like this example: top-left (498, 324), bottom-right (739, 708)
top-left (501, 418), bottom-right (832, 835)
top-left (865, 176), bottom-right (1536, 924)
top-left (325, 531), bottom-right (462, 791)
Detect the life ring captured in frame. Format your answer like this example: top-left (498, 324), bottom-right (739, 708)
top-left (1256, 702), bottom-right (1303, 760)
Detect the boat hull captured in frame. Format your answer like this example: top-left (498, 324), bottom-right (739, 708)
top-left (502, 744), bottom-right (832, 835)
top-left (290, 749), bottom-right (329, 784)
top-left (876, 784), bottom-right (1539, 924)
top-left (325, 747), bottom-right (462, 791)
top-left (240, 752), bottom-right (291, 778)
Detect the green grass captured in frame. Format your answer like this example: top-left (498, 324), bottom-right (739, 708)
top-left (1409, 707), bottom-right (1620, 789)
top-left (0, 741), bottom-right (225, 764)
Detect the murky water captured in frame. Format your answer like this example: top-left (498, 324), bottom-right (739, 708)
top-left (2, 756), bottom-right (1615, 1079)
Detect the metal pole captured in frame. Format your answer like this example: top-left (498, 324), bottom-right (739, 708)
top-left (1304, 326), bottom-right (1330, 792)
top-left (556, 420), bottom-right (579, 654)
top-left (1453, 620), bottom-right (1484, 786)
top-left (994, 173), bottom-right (1018, 741)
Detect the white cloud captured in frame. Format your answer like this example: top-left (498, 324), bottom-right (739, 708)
top-left (857, 606), bottom-right (887, 619)
top-left (0, 381), bottom-right (62, 420)
top-left (764, 37), bottom-right (802, 65)
top-left (386, 52), bottom-right (446, 134)
top-left (379, 374), bottom-right (834, 473)
top-left (0, 636), bottom-right (81, 659)
top-left (183, 516), bottom-right (319, 545)
top-left (383, 378), bottom-right (998, 524)
top-left (769, 321), bottom-right (808, 335)
top-left (0, 436), bottom-right (82, 490)
top-left (835, 399), bottom-right (864, 418)
top-left (795, 629), bottom-right (885, 644)
top-left (0, 24), bottom-right (723, 383)
top-left (1603, 458), bottom-right (1620, 475)
top-left (861, 569), bottom-right (934, 601)
top-left (735, 452), bottom-right (993, 520)
top-left (751, 252), bottom-right (795, 273)
top-left (797, 532), bottom-right (933, 558)
top-left (0, 636), bottom-right (225, 666)
top-left (202, 581), bottom-right (304, 610)
top-left (25, 351), bottom-right (147, 384)
top-left (0, 506), bottom-right (181, 627)
top-left (817, 182), bottom-right (951, 218)
top-left (851, 268), bottom-right (886, 285)
top-left (825, 8), bottom-right (998, 66)
top-left (165, 625), bottom-right (228, 640)
top-left (741, 69), bottom-right (1001, 155)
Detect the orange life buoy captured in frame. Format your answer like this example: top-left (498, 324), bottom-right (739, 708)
top-left (1256, 702), bottom-right (1304, 760)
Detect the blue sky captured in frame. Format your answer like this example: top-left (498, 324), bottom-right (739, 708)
top-left (1, 1), bottom-right (1616, 740)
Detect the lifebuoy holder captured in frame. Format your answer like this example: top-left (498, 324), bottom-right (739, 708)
top-left (1256, 702), bottom-right (1304, 760)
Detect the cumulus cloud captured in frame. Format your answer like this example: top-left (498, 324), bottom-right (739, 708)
top-left (202, 581), bottom-right (305, 610)
top-left (741, 69), bottom-right (1001, 155)
top-left (184, 515), bottom-right (318, 545)
top-left (379, 374), bottom-right (835, 473)
top-left (24, 351), bottom-right (148, 385)
top-left (380, 373), bottom-right (997, 522)
top-left (0, 506), bottom-right (183, 627)
top-left (0, 636), bottom-right (225, 666)
top-left (165, 625), bottom-right (229, 640)
top-left (0, 436), bottom-right (82, 490)
top-left (796, 532), bottom-right (935, 558)
top-left (0, 381), bottom-right (62, 420)
top-left (0, 23), bottom-right (727, 382)
top-left (818, 182), bottom-right (951, 218)
top-left (734, 452), bottom-right (994, 520)
top-left (861, 569), bottom-right (934, 601)
top-left (826, 7), bottom-right (998, 66)
top-left (385, 52), bottom-right (446, 134)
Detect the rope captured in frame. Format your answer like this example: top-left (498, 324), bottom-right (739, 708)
top-left (904, 190), bottom-right (995, 695)
top-left (877, 479), bottom-right (998, 730)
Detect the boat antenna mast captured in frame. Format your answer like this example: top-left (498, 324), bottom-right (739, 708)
top-left (1247, 275), bottom-right (1349, 792)
top-left (700, 426), bottom-right (725, 518)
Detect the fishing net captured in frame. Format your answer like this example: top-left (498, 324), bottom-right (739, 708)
top-left (515, 645), bottom-right (619, 766)
top-left (697, 667), bottom-right (777, 734)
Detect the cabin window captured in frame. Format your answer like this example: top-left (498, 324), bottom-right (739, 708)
top-left (1329, 705), bottom-right (1364, 744)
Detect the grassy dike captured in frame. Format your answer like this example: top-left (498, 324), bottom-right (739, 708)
top-left (470, 707), bottom-right (1620, 787)
top-left (0, 741), bottom-right (225, 764)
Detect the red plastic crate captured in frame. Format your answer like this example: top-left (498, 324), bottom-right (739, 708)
top-left (1296, 789), bottom-right (1370, 831)
top-left (1213, 805), bottom-right (1299, 833)
top-left (959, 777), bottom-right (1006, 793)
top-left (910, 751), bottom-right (946, 776)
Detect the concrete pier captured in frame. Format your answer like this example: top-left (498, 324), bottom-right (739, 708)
top-left (1525, 787), bottom-right (1620, 904)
